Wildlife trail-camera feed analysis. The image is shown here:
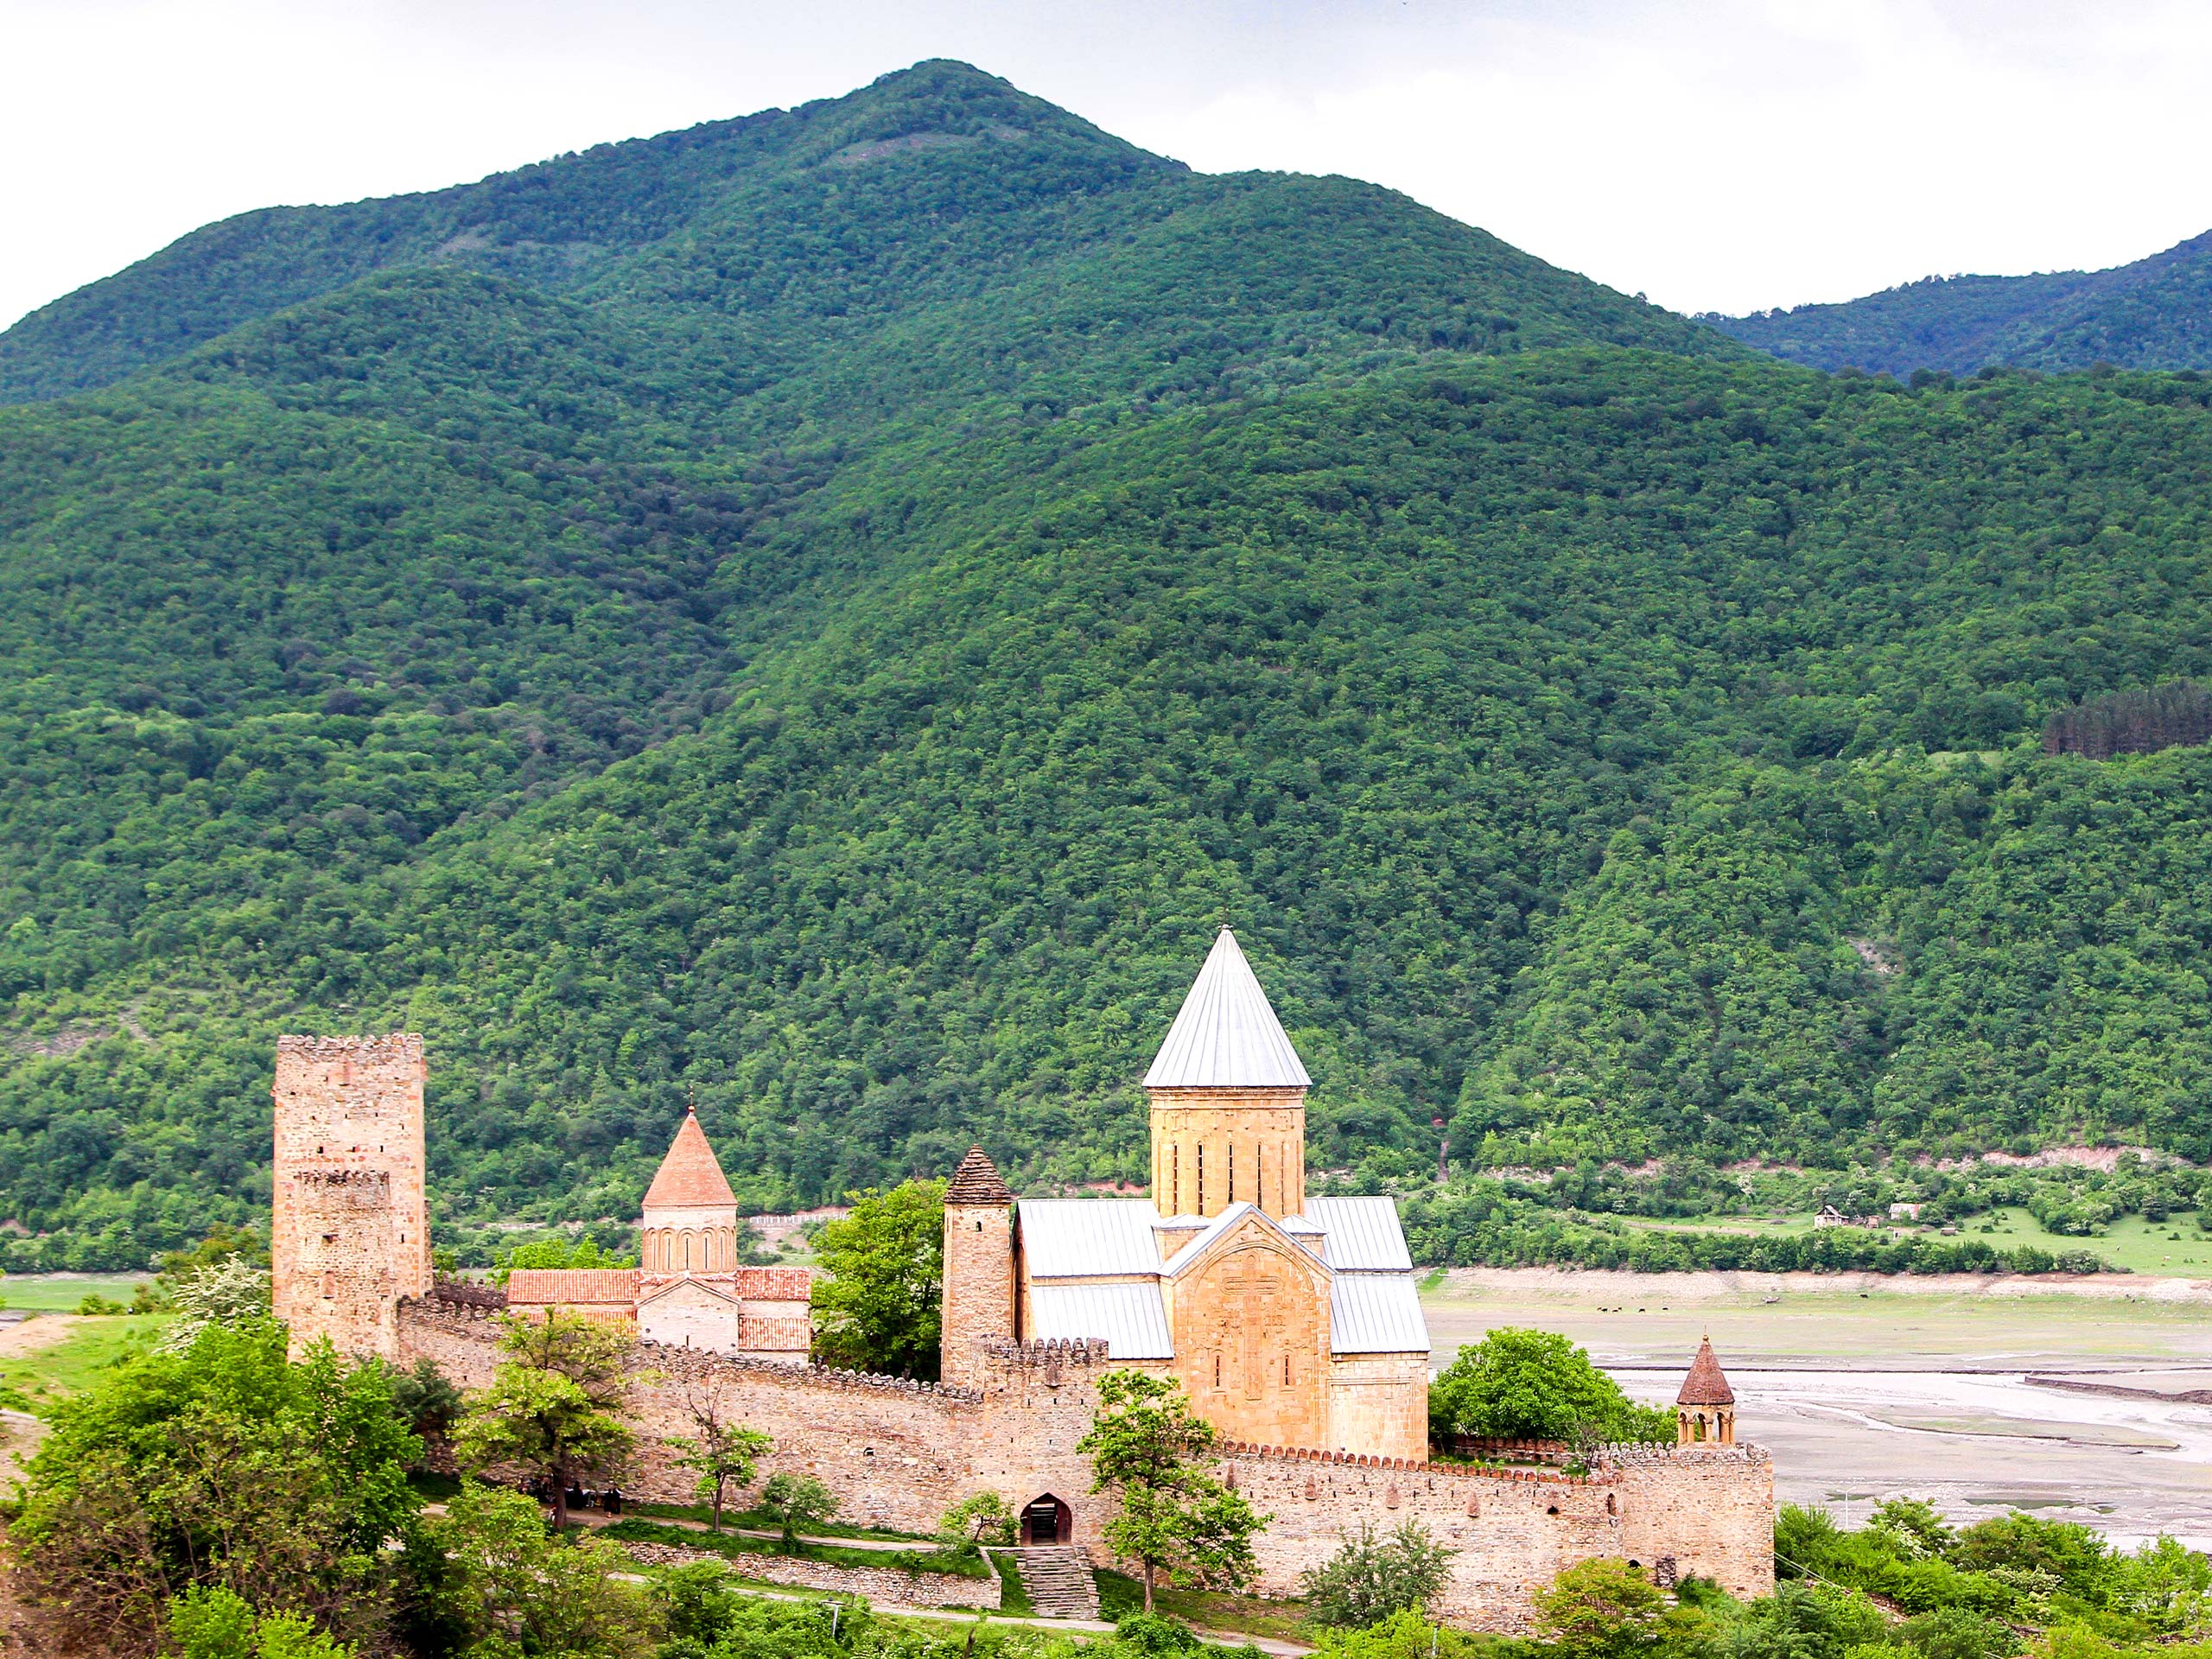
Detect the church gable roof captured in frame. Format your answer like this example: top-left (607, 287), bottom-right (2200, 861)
top-left (637, 1274), bottom-right (742, 1312)
top-left (1677, 1335), bottom-right (1736, 1405)
top-left (945, 1146), bottom-right (1014, 1205)
top-left (643, 1109), bottom-right (737, 1208)
top-left (1160, 1201), bottom-right (1325, 1282)
top-left (1143, 928), bottom-right (1313, 1090)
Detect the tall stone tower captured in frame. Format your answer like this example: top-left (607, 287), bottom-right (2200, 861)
top-left (1144, 929), bottom-right (1310, 1219)
top-left (940, 1145), bottom-right (1014, 1388)
top-left (270, 1033), bottom-right (430, 1359)
top-left (640, 1106), bottom-right (740, 1287)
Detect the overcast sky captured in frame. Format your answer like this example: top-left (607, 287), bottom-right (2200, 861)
top-left (6, 0), bottom-right (2209, 330)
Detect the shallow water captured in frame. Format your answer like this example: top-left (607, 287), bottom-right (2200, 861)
top-left (1615, 1367), bottom-right (2212, 1549)
top-left (1420, 1271), bottom-right (2212, 1549)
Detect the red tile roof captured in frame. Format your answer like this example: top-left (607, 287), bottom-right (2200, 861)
top-left (643, 1109), bottom-right (736, 1208)
top-left (505, 1268), bottom-right (640, 1306)
top-left (1676, 1335), bottom-right (1735, 1406)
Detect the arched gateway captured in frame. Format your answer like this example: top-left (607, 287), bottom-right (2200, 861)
top-left (1020, 1493), bottom-right (1073, 1545)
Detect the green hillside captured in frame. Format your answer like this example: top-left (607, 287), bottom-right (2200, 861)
top-left (1712, 229), bottom-right (2212, 376)
top-left (3, 63), bottom-right (2211, 1268)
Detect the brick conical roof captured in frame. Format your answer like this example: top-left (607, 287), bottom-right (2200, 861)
top-left (1142, 927), bottom-right (1311, 1090)
top-left (1676, 1335), bottom-right (1735, 1406)
top-left (944, 1146), bottom-right (1013, 1205)
top-left (643, 1108), bottom-right (736, 1208)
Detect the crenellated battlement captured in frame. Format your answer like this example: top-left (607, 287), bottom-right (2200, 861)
top-left (981, 1336), bottom-right (1111, 1365)
top-left (276, 1032), bottom-right (424, 1061)
top-left (1599, 1440), bottom-right (1770, 1469)
top-left (395, 1298), bottom-right (988, 1401)
top-left (1219, 1439), bottom-right (1610, 1486)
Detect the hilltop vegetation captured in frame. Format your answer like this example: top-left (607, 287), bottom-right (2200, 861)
top-left (1714, 229), bottom-right (2212, 376)
top-left (1, 63), bottom-right (2211, 1265)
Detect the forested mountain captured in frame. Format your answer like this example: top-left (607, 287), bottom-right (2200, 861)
top-left (3, 62), bottom-right (2210, 1268)
top-left (1712, 229), bottom-right (2212, 376)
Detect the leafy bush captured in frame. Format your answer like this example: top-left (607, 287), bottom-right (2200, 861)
top-left (1301, 1522), bottom-right (1452, 1629)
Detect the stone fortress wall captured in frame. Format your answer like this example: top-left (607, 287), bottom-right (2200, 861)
top-left (397, 1297), bottom-right (1772, 1627)
top-left (285, 1033), bottom-right (1774, 1630)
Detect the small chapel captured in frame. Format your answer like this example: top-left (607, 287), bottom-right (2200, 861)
top-left (938, 927), bottom-right (1433, 1460)
top-left (503, 1105), bottom-right (815, 1361)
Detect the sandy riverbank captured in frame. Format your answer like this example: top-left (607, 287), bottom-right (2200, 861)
top-left (1419, 1268), bottom-right (2212, 1549)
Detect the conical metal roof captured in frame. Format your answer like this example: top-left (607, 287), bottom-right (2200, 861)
top-left (642, 1108), bottom-right (737, 1208)
top-left (1141, 929), bottom-right (1312, 1090)
top-left (1676, 1335), bottom-right (1736, 1406)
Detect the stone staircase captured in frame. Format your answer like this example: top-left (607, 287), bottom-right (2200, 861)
top-left (1014, 1546), bottom-right (1101, 1619)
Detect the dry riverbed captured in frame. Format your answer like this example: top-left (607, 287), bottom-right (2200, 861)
top-left (1423, 1268), bottom-right (2212, 1549)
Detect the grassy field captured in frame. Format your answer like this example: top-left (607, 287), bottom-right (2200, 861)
top-left (0, 1270), bottom-right (155, 1311)
top-left (0, 1313), bottom-right (168, 1408)
top-left (1617, 1208), bottom-right (2212, 1277)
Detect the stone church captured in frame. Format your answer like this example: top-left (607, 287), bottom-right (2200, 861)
top-left (939, 928), bottom-right (1432, 1459)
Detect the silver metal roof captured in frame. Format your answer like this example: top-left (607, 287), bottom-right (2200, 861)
top-left (1018, 1198), bottom-right (1162, 1278)
top-left (1142, 929), bottom-right (1313, 1089)
top-left (1329, 1274), bottom-right (1430, 1354)
top-left (1303, 1197), bottom-right (1414, 1270)
top-left (1029, 1281), bottom-right (1174, 1359)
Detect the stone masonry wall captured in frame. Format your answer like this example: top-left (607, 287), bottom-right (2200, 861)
top-left (1326, 1353), bottom-right (1429, 1462)
top-left (1163, 1230), bottom-right (1332, 1451)
top-left (941, 1202), bottom-right (1015, 1389)
top-left (1147, 1088), bottom-right (1307, 1218)
top-left (1217, 1443), bottom-right (1620, 1631)
top-left (271, 1034), bottom-right (429, 1359)
top-left (1607, 1443), bottom-right (1776, 1602)
top-left (396, 1306), bottom-right (1771, 1630)
top-left (617, 1541), bottom-right (1001, 1610)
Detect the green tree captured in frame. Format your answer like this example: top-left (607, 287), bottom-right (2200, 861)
top-left (809, 1179), bottom-right (946, 1379)
top-left (10, 1322), bottom-right (417, 1652)
top-left (157, 1256), bottom-right (274, 1353)
top-left (757, 1472), bottom-right (839, 1548)
top-left (667, 1376), bottom-right (773, 1531)
top-left (1535, 1560), bottom-right (1672, 1659)
top-left (1429, 1328), bottom-right (1675, 1447)
top-left (1301, 1522), bottom-right (1453, 1629)
top-left (452, 1313), bottom-right (636, 1531)
top-left (424, 1483), bottom-right (658, 1659)
top-left (168, 1586), bottom-right (357, 1659)
top-left (1078, 1370), bottom-right (1265, 1612)
top-left (386, 1357), bottom-right (463, 1465)
top-left (938, 1491), bottom-right (1019, 1551)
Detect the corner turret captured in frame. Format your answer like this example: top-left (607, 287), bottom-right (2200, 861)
top-left (941, 1146), bottom-right (1016, 1387)
top-left (1676, 1335), bottom-right (1737, 1445)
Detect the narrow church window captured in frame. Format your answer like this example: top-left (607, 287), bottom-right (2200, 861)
top-left (1198, 1145), bottom-right (1205, 1211)
top-left (1214, 1353), bottom-right (1222, 1388)
top-left (1284, 1354), bottom-right (1292, 1385)
top-left (1173, 1145), bottom-right (1180, 1212)
top-left (1227, 1145), bottom-right (1235, 1204)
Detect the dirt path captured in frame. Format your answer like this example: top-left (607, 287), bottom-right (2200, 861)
top-left (0, 1314), bottom-right (75, 1358)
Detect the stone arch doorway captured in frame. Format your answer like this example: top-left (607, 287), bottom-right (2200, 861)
top-left (1021, 1493), bottom-right (1072, 1544)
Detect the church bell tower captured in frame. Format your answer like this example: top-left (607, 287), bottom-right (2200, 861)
top-left (1144, 929), bottom-right (1310, 1219)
